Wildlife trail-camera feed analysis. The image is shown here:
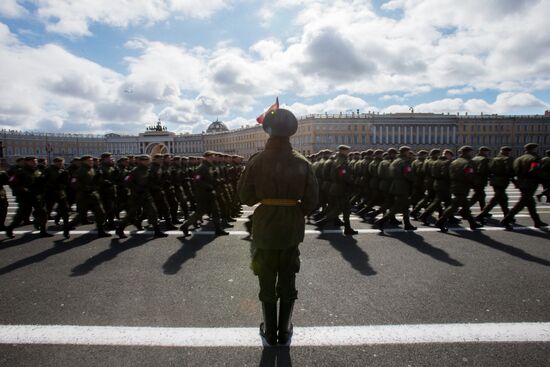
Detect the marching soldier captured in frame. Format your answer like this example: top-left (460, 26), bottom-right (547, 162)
top-left (418, 149), bottom-right (453, 225)
top-left (410, 150), bottom-right (428, 209)
top-left (98, 152), bottom-right (118, 229)
top-left (150, 154), bottom-right (177, 230)
top-left (536, 149), bottom-right (550, 203)
top-left (500, 143), bottom-right (548, 229)
top-left (5, 156), bottom-right (51, 238)
top-left (43, 157), bottom-right (71, 233)
top-left (116, 155), bottom-right (168, 238)
top-left (314, 145), bottom-right (358, 235)
top-left (410, 149), bottom-right (440, 219)
top-left (65, 155), bottom-right (111, 238)
top-left (469, 146), bottom-right (491, 212)
top-left (179, 151), bottom-right (229, 237)
top-left (237, 108), bottom-right (318, 346)
top-left (374, 146), bottom-right (417, 231)
top-left (162, 154), bottom-right (182, 224)
top-left (475, 146), bottom-right (514, 222)
top-left (435, 146), bottom-right (481, 232)
top-left (114, 157), bottom-right (131, 219)
top-left (0, 169), bottom-right (8, 231)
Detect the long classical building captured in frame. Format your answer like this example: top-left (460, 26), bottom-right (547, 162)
top-left (1, 111), bottom-right (549, 166)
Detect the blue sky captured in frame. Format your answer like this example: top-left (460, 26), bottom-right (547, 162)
top-left (0, 0), bottom-right (548, 134)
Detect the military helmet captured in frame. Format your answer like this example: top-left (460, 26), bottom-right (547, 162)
top-left (262, 108), bottom-right (298, 137)
top-left (524, 143), bottom-right (538, 150)
top-left (458, 145), bottom-right (474, 153)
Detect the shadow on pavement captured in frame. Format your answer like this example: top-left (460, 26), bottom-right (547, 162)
top-left (70, 235), bottom-right (154, 276)
top-left (0, 232), bottom-right (40, 251)
top-left (259, 346), bottom-right (292, 367)
top-left (390, 231), bottom-right (464, 267)
top-left (0, 234), bottom-right (97, 276)
top-left (447, 230), bottom-right (550, 266)
top-left (162, 234), bottom-right (216, 275)
top-left (317, 232), bottom-right (377, 276)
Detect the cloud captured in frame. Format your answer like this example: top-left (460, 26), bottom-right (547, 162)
top-left (386, 92), bottom-right (549, 115)
top-left (285, 94), bottom-right (376, 116)
top-left (447, 86), bottom-right (475, 95)
top-left (31, 0), bottom-right (231, 37)
top-left (0, 0), bottom-right (27, 18)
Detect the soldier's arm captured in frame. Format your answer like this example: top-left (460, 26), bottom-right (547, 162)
top-left (237, 160), bottom-right (259, 206)
top-left (300, 162), bottom-right (319, 216)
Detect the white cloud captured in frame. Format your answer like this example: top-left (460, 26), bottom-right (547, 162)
top-left (31, 0), bottom-right (231, 37)
top-left (285, 94), bottom-right (376, 116)
top-left (0, 0), bottom-right (27, 18)
top-left (386, 92), bottom-right (549, 115)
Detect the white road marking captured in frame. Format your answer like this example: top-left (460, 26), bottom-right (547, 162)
top-left (0, 322), bottom-right (548, 347)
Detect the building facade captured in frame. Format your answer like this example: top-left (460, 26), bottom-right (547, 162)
top-left (1, 112), bottom-right (549, 166)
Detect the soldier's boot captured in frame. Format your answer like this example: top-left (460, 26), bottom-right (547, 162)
top-left (403, 214), bottom-right (417, 231)
top-left (171, 213), bottom-right (182, 225)
top-left (164, 219), bottom-right (177, 231)
top-left (62, 225), bottom-right (70, 239)
top-left (104, 219), bottom-right (116, 231)
top-left (179, 224), bottom-right (190, 237)
top-left (409, 207), bottom-right (421, 220)
top-left (435, 217), bottom-right (448, 233)
top-left (259, 302), bottom-right (278, 346)
top-left (278, 300), bottom-right (295, 345)
top-left (214, 227), bottom-right (230, 236)
top-left (5, 225), bottom-right (14, 239)
top-left (313, 217), bottom-right (328, 229)
top-left (116, 225), bottom-right (127, 239)
top-left (39, 224), bottom-right (53, 238)
top-left (333, 217), bottom-right (345, 226)
top-left (153, 225), bottom-right (168, 238)
top-left (343, 220), bottom-right (358, 235)
top-left (388, 215), bottom-right (401, 226)
top-left (97, 225), bottom-right (112, 238)
top-left (133, 221), bottom-right (144, 231)
top-left (448, 216), bottom-right (461, 225)
top-left (222, 219), bottom-right (234, 228)
top-left (499, 216), bottom-right (514, 231)
top-left (466, 216), bottom-right (481, 230)
top-left (418, 212), bottom-right (431, 226)
top-left (373, 215), bottom-right (388, 232)
top-left (54, 214), bottom-right (61, 225)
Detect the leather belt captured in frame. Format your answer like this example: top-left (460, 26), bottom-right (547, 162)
top-left (260, 198), bottom-right (299, 206)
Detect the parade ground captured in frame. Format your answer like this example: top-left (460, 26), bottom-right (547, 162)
top-left (0, 187), bottom-right (549, 366)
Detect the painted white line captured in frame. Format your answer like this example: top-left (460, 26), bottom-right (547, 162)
top-left (0, 323), bottom-right (548, 347)
top-left (3, 226), bottom-right (547, 237)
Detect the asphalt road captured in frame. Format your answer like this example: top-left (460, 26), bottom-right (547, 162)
top-left (0, 188), bottom-right (549, 366)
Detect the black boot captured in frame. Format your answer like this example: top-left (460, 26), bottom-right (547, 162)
top-left (374, 216), bottom-right (388, 232)
top-left (153, 225), bottom-right (168, 238)
top-left (63, 225), bottom-right (70, 239)
top-left (164, 220), bottom-right (177, 231)
top-left (5, 225), bottom-right (14, 239)
top-left (500, 217), bottom-right (514, 231)
top-left (534, 220), bottom-right (549, 228)
top-left (467, 216), bottom-right (481, 230)
top-left (344, 224), bottom-right (358, 235)
top-left (260, 302), bottom-right (278, 346)
top-left (39, 225), bottom-right (53, 238)
top-left (435, 217), bottom-right (448, 233)
top-left (116, 225), bottom-right (127, 239)
top-left (418, 212), bottom-right (431, 226)
top-left (179, 224), bottom-right (190, 237)
top-left (97, 225), bottom-right (112, 238)
top-left (215, 227), bottom-right (229, 236)
top-left (278, 300), bottom-right (295, 345)
top-left (403, 214), bottom-right (417, 231)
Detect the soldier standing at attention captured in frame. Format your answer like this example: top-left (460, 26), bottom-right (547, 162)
top-left (237, 108), bottom-right (318, 346)
top-left (179, 151), bottom-right (229, 237)
top-left (500, 143), bottom-right (548, 230)
top-left (434, 146), bottom-right (481, 233)
top-left (65, 155), bottom-right (111, 238)
top-left (5, 156), bottom-right (51, 238)
top-left (475, 146), bottom-right (514, 223)
top-left (469, 147), bottom-right (491, 213)
top-left (116, 155), bottom-right (167, 238)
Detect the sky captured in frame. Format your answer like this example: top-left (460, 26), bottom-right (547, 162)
top-left (0, 0), bottom-right (549, 135)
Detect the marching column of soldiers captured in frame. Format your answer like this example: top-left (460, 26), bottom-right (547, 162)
top-left (307, 143), bottom-right (549, 233)
top-left (0, 152), bottom-right (245, 239)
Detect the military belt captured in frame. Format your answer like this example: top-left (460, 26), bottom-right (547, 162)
top-left (260, 198), bottom-right (299, 206)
